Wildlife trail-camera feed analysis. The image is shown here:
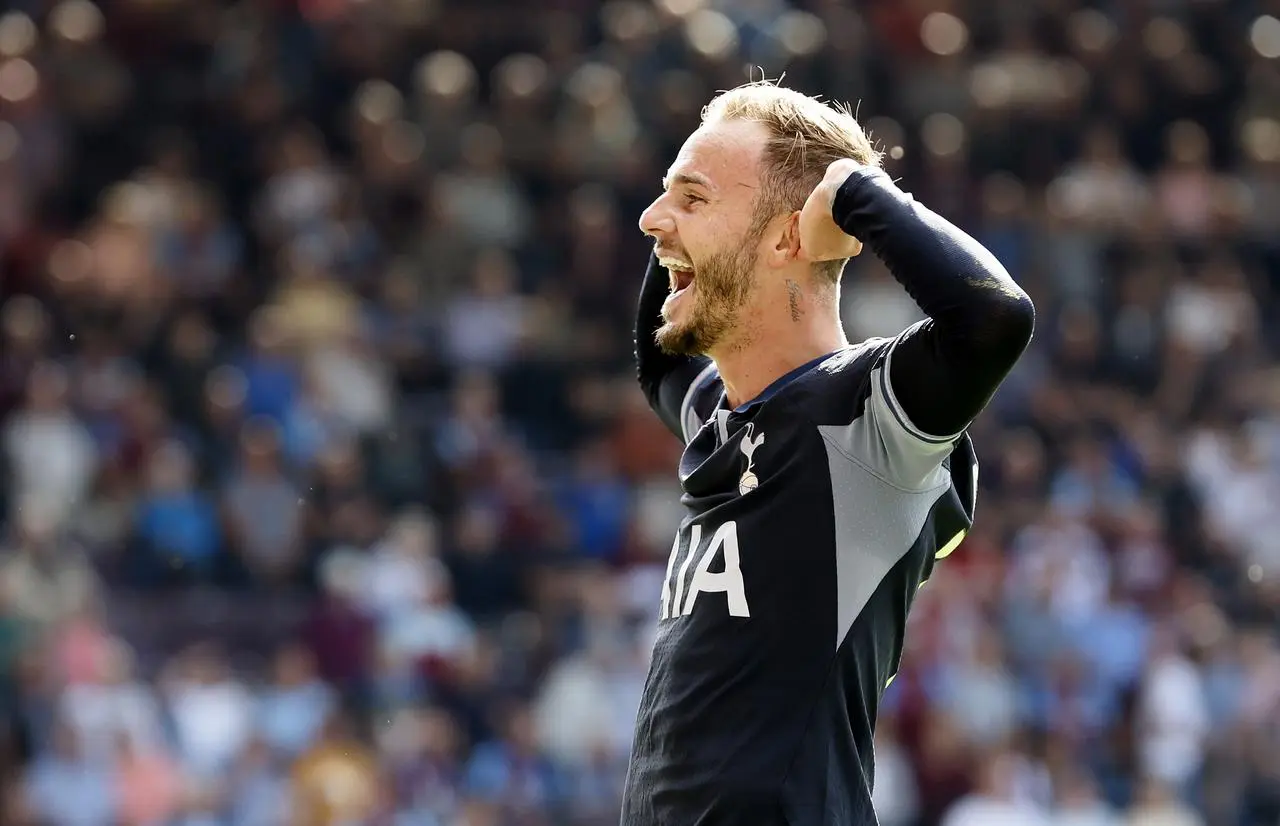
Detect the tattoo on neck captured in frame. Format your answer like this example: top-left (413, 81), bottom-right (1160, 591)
top-left (786, 279), bottom-right (803, 322)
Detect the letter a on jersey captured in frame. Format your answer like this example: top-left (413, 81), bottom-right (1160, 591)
top-left (661, 521), bottom-right (750, 619)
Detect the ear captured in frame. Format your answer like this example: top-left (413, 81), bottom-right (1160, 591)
top-left (767, 211), bottom-right (802, 267)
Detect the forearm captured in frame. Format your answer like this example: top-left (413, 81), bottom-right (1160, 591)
top-left (634, 251), bottom-right (711, 437)
top-left (832, 168), bottom-right (1035, 436)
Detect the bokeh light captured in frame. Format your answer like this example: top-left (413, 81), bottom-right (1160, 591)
top-left (493, 54), bottom-right (549, 100)
top-left (1251, 15), bottom-right (1280, 59)
top-left (382, 121), bottom-right (425, 165)
top-left (0, 13), bottom-right (37, 58)
top-left (0, 120), bottom-right (18, 162)
top-left (1068, 9), bottom-right (1117, 54)
top-left (416, 50), bottom-right (477, 99)
top-left (354, 80), bottom-right (404, 126)
top-left (775, 11), bottom-right (827, 57)
top-left (1243, 117), bottom-right (1280, 162)
top-left (47, 239), bottom-right (94, 285)
top-left (1143, 17), bottom-right (1188, 60)
top-left (684, 10), bottom-right (737, 59)
top-left (0, 58), bottom-right (38, 103)
top-left (920, 12), bottom-right (968, 57)
top-left (655, 0), bottom-right (706, 18)
top-left (49, 0), bottom-right (105, 44)
top-left (921, 112), bottom-right (965, 157)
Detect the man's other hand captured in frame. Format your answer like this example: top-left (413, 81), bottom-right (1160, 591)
top-left (798, 159), bottom-right (865, 263)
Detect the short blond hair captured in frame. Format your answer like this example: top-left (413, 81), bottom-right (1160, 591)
top-left (702, 80), bottom-right (882, 285)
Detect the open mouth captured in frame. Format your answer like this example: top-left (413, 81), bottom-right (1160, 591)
top-left (659, 256), bottom-right (695, 299)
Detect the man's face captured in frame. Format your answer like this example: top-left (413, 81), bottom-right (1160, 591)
top-left (639, 119), bottom-right (770, 356)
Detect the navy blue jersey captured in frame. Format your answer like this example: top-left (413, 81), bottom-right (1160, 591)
top-left (622, 332), bottom-right (976, 826)
top-left (626, 168), bottom-right (1033, 826)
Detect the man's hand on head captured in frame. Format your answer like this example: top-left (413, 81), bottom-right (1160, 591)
top-left (798, 159), bottom-right (866, 263)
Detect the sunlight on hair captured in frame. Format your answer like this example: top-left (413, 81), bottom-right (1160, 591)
top-left (701, 80), bottom-right (882, 284)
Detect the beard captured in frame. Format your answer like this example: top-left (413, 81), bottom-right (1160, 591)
top-left (655, 236), bottom-right (759, 357)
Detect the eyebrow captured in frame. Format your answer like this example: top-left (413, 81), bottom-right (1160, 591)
top-left (661, 172), bottom-right (714, 192)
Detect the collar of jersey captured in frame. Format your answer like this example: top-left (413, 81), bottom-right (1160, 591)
top-left (732, 349), bottom-right (839, 414)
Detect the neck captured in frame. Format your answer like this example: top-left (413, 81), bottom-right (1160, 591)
top-left (710, 294), bottom-right (847, 409)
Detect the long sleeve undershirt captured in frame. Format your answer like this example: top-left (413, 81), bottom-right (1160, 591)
top-left (634, 251), bottom-right (710, 439)
top-left (831, 167), bottom-right (1035, 437)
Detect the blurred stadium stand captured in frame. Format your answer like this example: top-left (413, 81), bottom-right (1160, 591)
top-left (1, 0), bottom-right (1279, 824)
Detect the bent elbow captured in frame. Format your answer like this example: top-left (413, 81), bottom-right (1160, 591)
top-left (955, 276), bottom-right (1035, 369)
top-left (998, 286), bottom-right (1036, 351)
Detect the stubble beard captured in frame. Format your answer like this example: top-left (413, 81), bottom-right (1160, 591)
top-left (655, 240), bottom-right (759, 357)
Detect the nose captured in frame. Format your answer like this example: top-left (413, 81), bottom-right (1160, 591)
top-left (639, 194), bottom-right (674, 238)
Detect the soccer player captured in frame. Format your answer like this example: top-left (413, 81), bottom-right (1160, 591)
top-left (624, 81), bottom-right (1035, 826)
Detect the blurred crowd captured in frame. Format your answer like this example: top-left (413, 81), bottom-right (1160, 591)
top-left (1, 0), bottom-right (1279, 824)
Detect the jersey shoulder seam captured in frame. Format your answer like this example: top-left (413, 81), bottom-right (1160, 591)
top-left (784, 337), bottom-right (892, 411)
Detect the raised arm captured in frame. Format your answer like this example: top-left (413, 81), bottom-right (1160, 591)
top-left (634, 251), bottom-right (718, 442)
top-left (831, 167), bottom-right (1035, 438)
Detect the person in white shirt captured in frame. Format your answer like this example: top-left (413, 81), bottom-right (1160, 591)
top-left (1137, 629), bottom-right (1208, 791)
top-left (941, 750), bottom-right (1051, 826)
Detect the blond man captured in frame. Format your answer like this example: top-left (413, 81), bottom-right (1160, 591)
top-left (625, 81), bottom-right (1035, 826)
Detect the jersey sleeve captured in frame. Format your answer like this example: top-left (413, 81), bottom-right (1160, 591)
top-left (656, 358), bottom-right (722, 444)
top-left (815, 334), bottom-right (960, 493)
top-left (674, 362), bottom-right (723, 443)
top-left (634, 250), bottom-right (723, 443)
top-left (863, 323), bottom-right (963, 487)
top-left (832, 168), bottom-right (1034, 440)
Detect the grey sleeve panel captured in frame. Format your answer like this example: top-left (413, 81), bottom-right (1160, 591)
top-left (818, 428), bottom-right (949, 650)
top-left (852, 324), bottom-right (962, 491)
